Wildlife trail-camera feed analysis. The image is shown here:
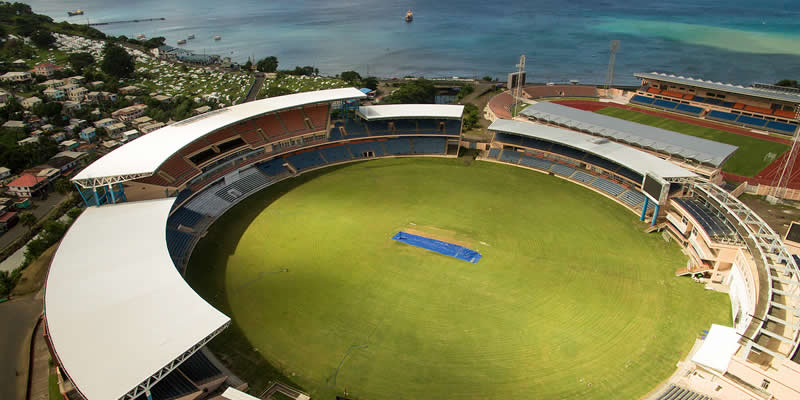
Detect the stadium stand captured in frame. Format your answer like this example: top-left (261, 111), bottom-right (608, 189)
top-left (166, 229), bottom-right (194, 264)
top-left (519, 154), bottom-right (554, 170)
top-left (674, 103), bottom-right (704, 117)
top-left (385, 138), bottom-right (413, 155)
top-left (655, 384), bottom-right (712, 400)
top-left (617, 167), bottom-right (643, 184)
top-left (177, 351), bottom-right (222, 384)
top-left (736, 115), bottom-right (767, 128)
top-left (673, 197), bottom-right (737, 240)
top-left (417, 119), bottom-right (440, 134)
top-left (550, 163), bottom-right (576, 177)
top-left (214, 168), bottom-right (274, 202)
top-left (255, 114), bottom-right (287, 138)
top-left (173, 188), bottom-right (193, 207)
top-left (280, 109), bottom-right (309, 132)
top-left (445, 120), bottom-right (462, 135)
top-left (365, 120), bottom-right (391, 135)
top-left (630, 94), bottom-right (655, 105)
top-left (305, 104), bottom-right (330, 129)
top-left (342, 119), bottom-right (369, 137)
top-left (589, 177), bottom-right (626, 197)
top-left (653, 99), bottom-right (678, 110)
top-left (258, 158), bottom-right (290, 177)
top-left (394, 119), bottom-right (418, 133)
top-left (286, 150), bottom-right (326, 171)
top-left (145, 370), bottom-right (198, 400)
top-left (412, 137), bottom-right (446, 154)
top-left (523, 85), bottom-right (598, 99)
top-left (618, 190), bottom-right (647, 208)
top-left (167, 208), bottom-right (204, 228)
top-left (348, 141), bottom-right (386, 158)
top-left (571, 170), bottom-right (596, 184)
top-left (706, 110), bottom-right (738, 122)
top-left (766, 120), bottom-right (797, 134)
top-left (318, 144), bottom-right (353, 164)
top-left (488, 148), bottom-right (501, 159)
top-left (500, 149), bottom-right (521, 164)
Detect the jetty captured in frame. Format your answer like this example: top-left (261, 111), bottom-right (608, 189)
top-left (88, 17), bottom-right (165, 27)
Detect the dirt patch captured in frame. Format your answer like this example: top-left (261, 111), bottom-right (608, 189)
top-left (12, 244), bottom-right (58, 296)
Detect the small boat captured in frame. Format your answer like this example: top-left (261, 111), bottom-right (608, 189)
top-left (187, 34), bottom-right (195, 40)
top-left (136, 33), bottom-right (146, 40)
top-left (177, 39), bottom-right (187, 45)
top-left (214, 35), bottom-right (222, 41)
top-left (405, 9), bottom-right (413, 22)
top-left (67, 9), bottom-right (84, 17)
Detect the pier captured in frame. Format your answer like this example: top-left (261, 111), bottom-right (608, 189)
top-left (88, 17), bottom-right (165, 27)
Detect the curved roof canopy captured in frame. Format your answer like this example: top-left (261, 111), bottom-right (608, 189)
top-left (357, 104), bottom-right (464, 120)
top-left (489, 119), bottom-right (696, 179)
top-left (520, 101), bottom-right (738, 167)
top-left (635, 72), bottom-right (800, 104)
top-left (45, 199), bottom-right (230, 400)
top-left (73, 88), bottom-right (366, 188)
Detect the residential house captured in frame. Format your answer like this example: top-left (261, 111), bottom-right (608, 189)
top-left (47, 151), bottom-right (87, 173)
top-left (40, 124), bottom-right (54, 132)
top-left (121, 129), bottom-right (139, 142)
top-left (42, 79), bottom-right (65, 88)
top-left (44, 87), bottom-right (66, 100)
top-left (60, 139), bottom-right (79, 150)
top-left (0, 71), bottom-right (32, 82)
top-left (0, 167), bottom-right (11, 179)
top-left (102, 140), bottom-right (121, 150)
top-left (21, 97), bottom-right (42, 109)
top-left (99, 92), bottom-right (117, 102)
top-left (66, 76), bottom-right (86, 85)
top-left (32, 62), bottom-right (63, 78)
top-left (63, 101), bottom-right (82, 113)
top-left (80, 127), bottom-right (97, 142)
top-left (6, 173), bottom-right (48, 198)
top-left (139, 121), bottom-right (165, 133)
top-left (61, 83), bottom-right (79, 93)
top-left (94, 118), bottom-right (115, 128)
top-left (2, 120), bottom-right (25, 129)
top-left (50, 132), bottom-right (66, 143)
top-left (17, 137), bottom-right (38, 146)
top-left (106, 123), bottom-right (127, 138)
top-left (69, 87), bottom-right (88, 102)
top-left (119, 86), bottom-right (140, 95)
top-left (152, 94), bottom-right (172, 103)
top-left (132, 116), bottom-right (153, 128)
top-left (88, 81), bottom-right (103, 89)
top-left (194, 105), bottom-right (212, 115)
top-left (85, 91), bottom-right (100, 103)
top-left (111, 104), bottom-right (148, 122)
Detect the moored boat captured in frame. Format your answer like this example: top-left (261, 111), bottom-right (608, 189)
top-left (405, 9), bottom-right (413, 22)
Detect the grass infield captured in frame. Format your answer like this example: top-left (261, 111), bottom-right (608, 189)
top-left (186, 158), bottom-right (729, 400)
top-left (595, 107), bottom-right (788, 177)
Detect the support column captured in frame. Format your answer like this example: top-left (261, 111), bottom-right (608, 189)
top-left (640, 197), bottom-right (649, 221)
top-left (108, 184), bottom-right (117, 204)
top-left (651, 204), bottom-right (660, 226)
top-left (146, 390), bottom-right (153, 400)
top-left (75, 182), bottom-right (91, 207)
top-left (92, 187), bottom-right (100, 207)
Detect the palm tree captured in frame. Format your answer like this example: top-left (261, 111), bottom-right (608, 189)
top-left (19, 212), bottom-right (37, 231)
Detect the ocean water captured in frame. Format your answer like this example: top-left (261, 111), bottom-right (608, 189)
top-left (22, 0), bottom-right (800, 85)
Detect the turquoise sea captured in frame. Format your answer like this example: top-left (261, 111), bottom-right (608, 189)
top-left (21, 0), bottom-right (800, 85)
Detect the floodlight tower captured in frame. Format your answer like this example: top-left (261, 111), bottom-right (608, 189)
top-left (767, 105), bottom-right (800, 203)
top-left (604, 40), bottom-right (620, 96)
top-left (512, 54), bottom-right (526, 118)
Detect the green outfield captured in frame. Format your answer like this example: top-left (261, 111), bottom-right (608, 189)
top-left (595, 107), bottom-right (788, 177)
top-left (186, 158), bottom-right (730, 400)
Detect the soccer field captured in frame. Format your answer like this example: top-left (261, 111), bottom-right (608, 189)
top-left (186, 158), bottom-right (730, 400)
top-left (595, 107), bottom-right (788, 177)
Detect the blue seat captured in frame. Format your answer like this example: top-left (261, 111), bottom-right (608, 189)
top-left (619, 190), bottom-right (646, 207)
top-left (445, 120), bottom-right (462, 135)
top-left (617, 167), bottom-right (643, 184)
top-left (500, 150), bottom-right (521, 163)
top-left (385, 138), bottom-right (412, 154)
top-left (319, 145), bottom-right (352, 164)
top-left (148, 368), bottom-right (197, 400)
top-left (736, 115), bottom-right (767, 127)
top-left (630, 95), bottom-right (655, 105)
top-left (166, 229), bottom-right (193, 263)
top-left (348, 141), bottom-right (385, 158)
top-left (519, 154), bottom-right (554, 170)
top-left (168, 208), bottom-right (204, 228)
top-left (550, 163), bottom-right (576, 177)
top-left (173, 188), bottom-right (193, 207)
top-left (590, 177), bottom-right (626, 196)
top-left (521, 137), bottom-right (553, 151)
top-left (328, 123), bottom-right (344, 141)
top-left (494, 132), bottom-right (523, 145)
top-left (674, 103), bottom-right (703, 116)
top-left (257, 158), bottom-right (289, 176)
top-left (286, 150), bottom-right (326, 171)
top-left (344, 119), bottom-right (369, 137)
top-left (412, 137), bottom-right (445, 154)
top-left (365, 120), bottom-right (390, 135)
top-left (549, 143), bottom-right (585, 160)
top-left (488, 148), bottom-right (500, 159)
top-left (583, 154), bottom-right (618, 171)
top-left (394, 119), bottom-right (418, 133)
top-left (721, 101), bottom-right (735, 108)
top-left (653, 99), bottom-right (678, 109)
top-left (178, 351), bottom-right (221, 383)
top-left (707, 110), bottom-right (738, 122)
top-left (766, 120), bottom-right (797, 135)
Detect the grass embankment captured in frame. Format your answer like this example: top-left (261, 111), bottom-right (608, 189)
top-left (595, 107), bottom-right (788, 177)
top-left (187, 158), bottom-right (730, 400)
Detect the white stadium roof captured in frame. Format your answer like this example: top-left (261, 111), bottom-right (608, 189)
top-left (635, 72), bottom-right (800, 104)
top-left (357, 104), bottom-right (464, 120)
top-left (520, 101), bottom-right (738, 167)
top-left (489, 119), bottom-right (697, 179)
top-left (73, 88), bottom-right (366, 187)
top-left (45, 199), bottom-right (230, 400)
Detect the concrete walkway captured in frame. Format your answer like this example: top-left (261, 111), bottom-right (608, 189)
top-left (28, 319), bottom-right (50, 400)
top-left (0, 291), bottom-right (43, 400)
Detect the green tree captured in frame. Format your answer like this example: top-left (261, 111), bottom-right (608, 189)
top-left (381, 79), bottom-right (436, 104)
top-left (776, 80), bottom-right (799, 89)
top-left (100, 43), bottom-right (134, 78)
top-left (142, 37), bottom-right (166, 49)
top-left (256, 56), bottom-right (278, 73)
top-left (362, 77), bottom-right (379, 91)
top-left (19, 212), bottom-right (36, 231)
top-left (54, 178), bottom-right (73, 195)
top-left (462, 103), bottom-right (480, 130)
top-left (66, 207), bottom-right (83, 220)
top-left (33, 102), bottom-right (62, 120)
top-left (340, 70), bottom-right (361, 84)
top-left (482, 75), bottom-right (493, 82)
top-left (68, 52), bottom-right (95, 73)
top-left (243, 60), bottom-right (253, 71)
top-left (30, 29), bottom-right (55, 47)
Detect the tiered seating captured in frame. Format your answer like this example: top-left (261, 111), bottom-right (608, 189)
top-left (304, 104), bottom-right (329, 128)
top-left (619, 190), bottom-right (646, 207)
top-left (348, 141), bottom-right (385, 158)
top-left (214, 169), bottom-right (273, 202)
top-left (385, 138), bottom-right (412, 155)
top-left (412, 137), bottom-right (445, 154)
top-left (328, 123), bottom-right (344, 141)
top-left (173, 188), bottom-right (193, 207)
top-left (744, 105), bottom-right (772, 115)
top-left (524, 85), bottom-right (598, 98)
top-left (445, 120), bottom-right (462, 135)
top-left (674, 103), bottom-right (703, 116)
top-left (239, 128), bottom-right (267, 146)
top-left (147, 368), bottom-right (197, 400)
top-left (707, 110), bottom-right (738, 122)
top-left (257, 158), bottom-right (290, 177)
top-left (417, 119), bottom-right (440, 134)
top-left (168, 208), bottom-right (204, 228)
top-left (343, 119), bottom-right (369, 137)
top-left (617, 167), bottom-right (643, 184)
top-left (519, 154), bottom-right (554, 170)
top-left (500, 150), bottom-right (521, 163)
top-left (584, 154), bottom-right (618, 172)
top-left (255, 114), bottom-right (287, 138)
top-left (286, 150), bottom-right (325, 171)
top-left (660, 90), bottom-right (684, 98)
top-left (180, 138), bottom-right (211, 155)
top-left (365, 120), bottom-right (391, 135)
top-left (775, 109), bottom-right (796, 119)
top-left (571, 170), bottom-right (596, 184)
top-left (674, 197), bottom-right (737, 240)
top-left (161, 156), bottom-right (197, 181)
top-left (318, 144), bottom-right (353, 164)
top-left (394, 119), bottom-right (418, 133)
top-left (766, 120), bottom-right (797, 134)
top-left (521, 137), bottom-right (553, 151)
top-left (183, 182), bottom-right (232, 216)
top-left (630, 95), bottom-right (655, 105)
top-left (589, 177), bottom-right (626, 196)
top-left (166, 229), bottom-right (193, 263)
top-left (178, 351), bottom-right (222, 384)
top-left (655, 384), bottom-right (712, 400)
top-left (550, 163), bottom-right (576, 177)
top-left (736, 115), bottom-right (767, 128)
top-left (652, 99), bottom-right (678, 109)
top-left (203, 127), bottom-right (237, 145)
top-left (494, 132), bottom-right (523, 145)
top-left (280, 109), bottom-right (308, 132)
top-left (549, 143), bottom-right (585, 160)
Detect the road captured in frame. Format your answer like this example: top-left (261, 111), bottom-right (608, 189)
top-left (0, 293), bottom-right (43, 400)
top-left (244, 73), bottom-right (266, 103)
